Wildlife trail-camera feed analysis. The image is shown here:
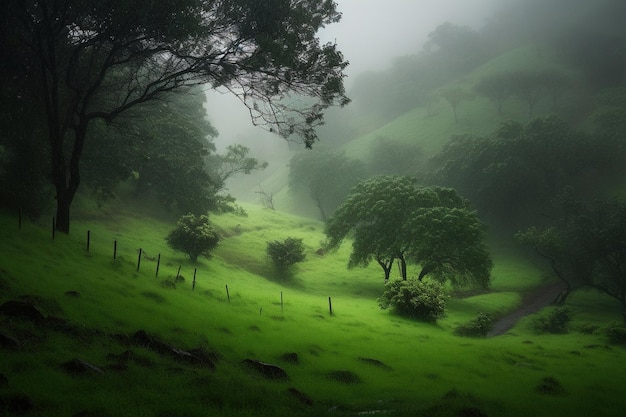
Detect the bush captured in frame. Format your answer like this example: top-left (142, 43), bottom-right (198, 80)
top-left (266, 237), bottom-right (306, 270)
top-left (165, 214), bottom-right (220, 263)
top-left (455, 313), bottom-right (494, 337)
top-left (529, 306), bottom-right (573, 334)
top-left (605, 321), bottom-right (626, 345)
top-left (378, 279), bottom-right (448, 322)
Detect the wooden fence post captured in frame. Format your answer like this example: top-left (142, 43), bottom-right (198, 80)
top-left (136, 248), bottom-right (142, 271)
top-left (113, 240), bottom-right (117, 259)
top-left (328, 296), bottom-right (333, 316)
top-left (86, 230), bottom-right (90, 252)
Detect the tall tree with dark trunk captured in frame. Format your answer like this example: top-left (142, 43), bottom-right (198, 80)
top-left (3, 0), bottom-right (349, 233)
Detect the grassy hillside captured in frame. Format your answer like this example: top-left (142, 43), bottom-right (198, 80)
top-left (1, 204), bottom-right (625, 417)
top-left (262, 43), bottom-right (587, 218)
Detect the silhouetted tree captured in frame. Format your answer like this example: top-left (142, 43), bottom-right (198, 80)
top-left (441, 87), bottom-right (473, 123)
top-left (3, 0), bottom-right (349, 233)
top-left (474, 73), bottom-right (514, 115)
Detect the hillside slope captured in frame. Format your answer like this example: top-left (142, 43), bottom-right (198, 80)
top-left (1, 205), bottom-right (625, 417)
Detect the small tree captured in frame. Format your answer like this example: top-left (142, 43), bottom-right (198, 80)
top-left (266, 238), bottom-right (306, 270)
top-left (166, 214), bottom-right (220, 263)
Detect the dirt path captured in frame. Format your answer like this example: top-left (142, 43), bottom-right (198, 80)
top-left (488, 281), bottom-right (568, 337)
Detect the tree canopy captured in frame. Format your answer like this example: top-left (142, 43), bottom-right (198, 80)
top-left (325, 176), bottom-right (492, 287)
top-left (517, 193), bottom-right (626, 321)
top-left (2, 0), bottom-right (349, 232)
top-left (289, 147), bottom-right (366, 220)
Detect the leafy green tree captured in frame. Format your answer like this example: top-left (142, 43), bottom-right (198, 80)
top-left (325, 176), bottom-right (492, 287)
top-left (518, 194), bottom-right (626, 321)
top-left (166, 214), bottom-right (220, 263)
top-left (3, 0), bottom-right (349, 233)
top-left (365, 137), bottom-right (425, 178)
top-left (441, 87), bottom-right (473, 123)
top-left (510, 71), bottom-right (546, 118)
top-left (474, 72), bottom-right (514, 115)
top-left (83, 87), bottom-right (218, 214)
top-left (204, 144), bottom-right (268, 212)
top-left (289, 148), bottom-right (366, 220)
top-left (430, 116), bottom-right (597, 232)
top-left (266, 237), bottom-right (306, 270)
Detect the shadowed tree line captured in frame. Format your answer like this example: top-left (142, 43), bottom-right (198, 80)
top-left (0, 0), bottom-right (349, 232)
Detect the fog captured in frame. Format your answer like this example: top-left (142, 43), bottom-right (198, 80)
top-left (204, 0), bottom-right (506, 199)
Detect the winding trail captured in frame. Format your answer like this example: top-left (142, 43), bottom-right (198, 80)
top-left (488, 281), bottom-right (568, 337)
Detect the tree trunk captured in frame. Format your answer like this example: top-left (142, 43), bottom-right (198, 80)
top-left (50, 120), bottom-right (87, 234)
top-left (398, 255), bottom-right (407, 280)
top-left (418, 265), bottom-right (432, 281)
top-left (376, 258), bottom-right (394, 283)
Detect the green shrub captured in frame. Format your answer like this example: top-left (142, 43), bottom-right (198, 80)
top-left (455, 313), bottom-right (494, 337)
top-left (378, 279), bottom-right (448, 322)
top-left (165, 214), bottom-right (220, 262)
top-left (605, 321), bottom-right (626, 345)
top-left (529, 306), bottom-right (573, 334)
top-left (575, 322), bottom-right (600, 335)
top-left (266, 237), bottom-right (306, 270)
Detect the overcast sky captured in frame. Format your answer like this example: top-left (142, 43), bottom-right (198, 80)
top-left (319, 0), bottom-right (503, 79)
top-left (205, 0), bottom-right (504, 156)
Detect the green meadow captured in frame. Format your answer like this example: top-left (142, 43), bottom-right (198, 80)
top-left (1, 202), bottom-right (625, 417)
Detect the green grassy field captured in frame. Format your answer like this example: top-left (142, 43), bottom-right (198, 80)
top-left (1, 203), bottom-right (625, 417)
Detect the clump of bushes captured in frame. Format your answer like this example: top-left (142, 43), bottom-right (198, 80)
top-left (529, 306), bottom-right (573, 334)
top-left (166, 214), bottom-right (220, 263)
top-left (266, 237), bottom-right (306, 270)
top-left (378, 279), bottom-right (448, 322)
top-left (605, 321), bottom-right (626, 345)
top-left (455, 313), bottom-right (494, 337)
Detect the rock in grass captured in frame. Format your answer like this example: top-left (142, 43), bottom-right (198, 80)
top-left (132, 330), bottom-right (216, 369)
top-left (64, 290), bottom-right (81, 298)
top-left (0, 300), bottom-right (45, 323)
top-left (287, 387), bottom-right (313, 406)
top-left (0, 393), bottom-right (34, 414)
top-left (326, 369), bottom-right (362, 384)
top-left (242, 359), bottom-right (289, 380)
top-left (61, 358), bottom-right (104, 375)
top-left (0, 332), bottom-right (20, 349)
top-left (279, 352), bottom-right (299, 364)
top-left (358, 357), bottom-right (392, 370)
top-left (536, 376), bottom-right (566, 395)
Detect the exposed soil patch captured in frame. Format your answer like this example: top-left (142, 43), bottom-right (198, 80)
top-left (488, 281), bottom-right (568, 336)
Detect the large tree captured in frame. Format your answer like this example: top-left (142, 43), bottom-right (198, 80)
top-left (83, 86), bottom-right (219, 214)
top-left (289, 147), bottom-right (366, 220)
top-left (429, 116), bottom-right (597, 232)
top-left (325, 175), bottom-right (492, 287)
top-left (518, 194), bottom-right (626, 321)
top-left (3, 0), bottom-right (349, 233)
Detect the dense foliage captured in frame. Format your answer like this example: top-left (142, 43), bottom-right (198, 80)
top-left (266, 237), bottom-right (306, 270)
top-left (455, 313), bottom-right (494, 338)
top-left (325, 176), bottom-right (492, 287)
top-left (517, 195), bottom-right (626, 320)
top-left (1, 0), bottom-right (348, 232)
top-left (289, 148), bottom-right (366, 220)
top-left (378, 279), bottom-right (448, 322)
top-left (166, 214), bottom-right (220, 263)
top-left (529, 307), bottom-right (573, 334)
